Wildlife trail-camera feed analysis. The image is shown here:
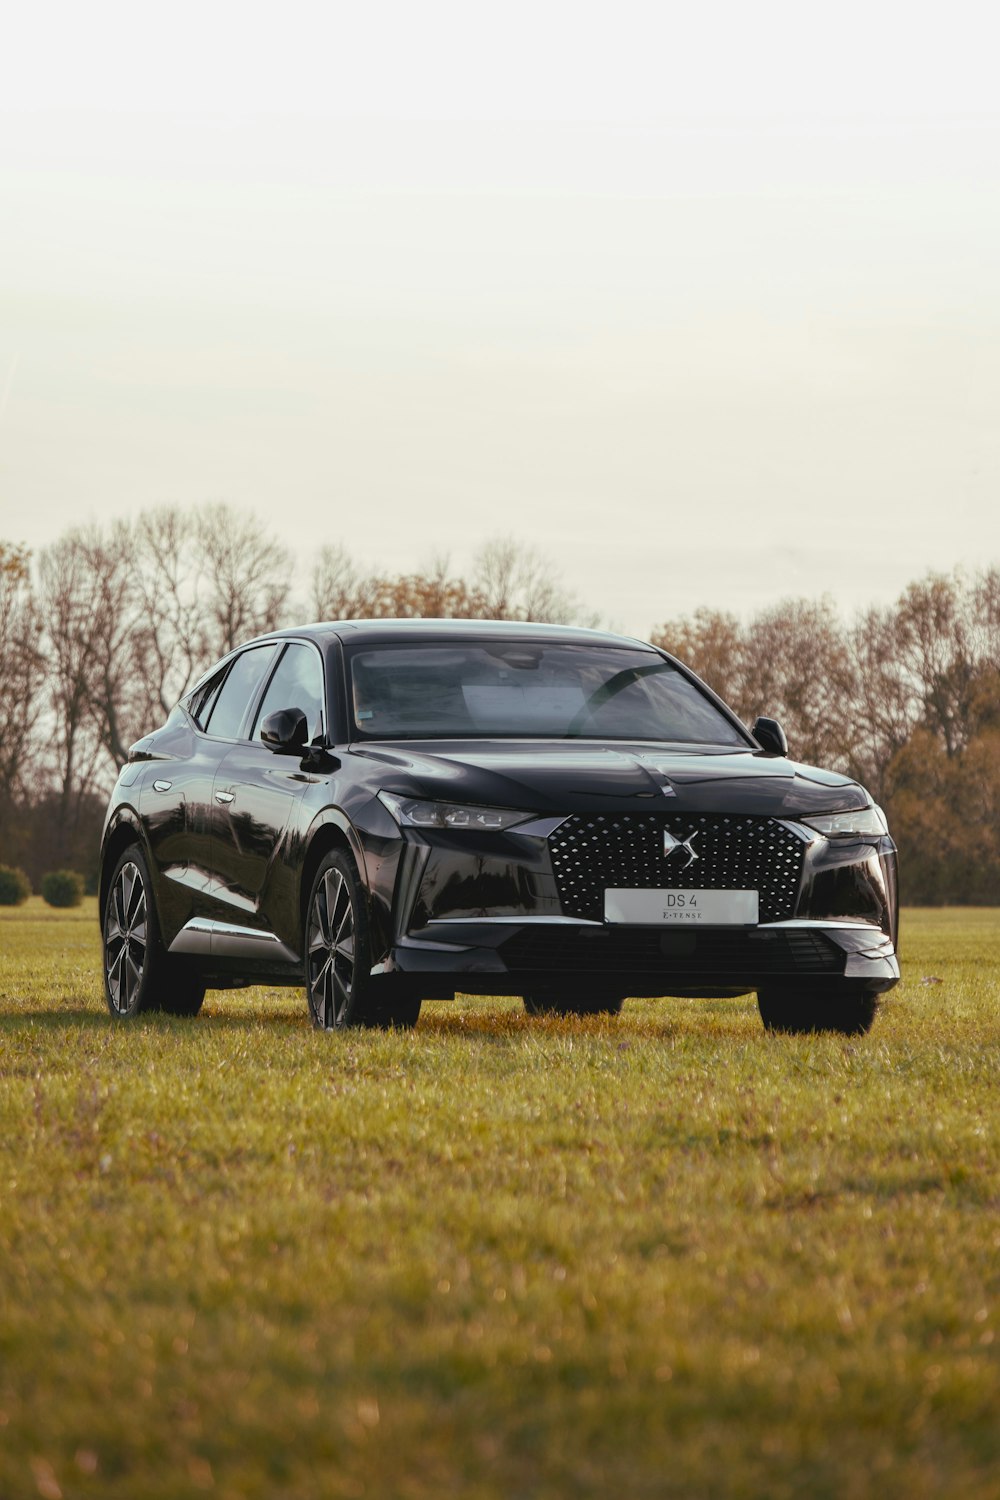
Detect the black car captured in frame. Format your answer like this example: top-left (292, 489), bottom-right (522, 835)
top-left (99, 618), bottom-right (899, 1035)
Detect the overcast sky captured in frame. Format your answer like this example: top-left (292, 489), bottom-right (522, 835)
top-left (1, 0), bottom-right (998, 635)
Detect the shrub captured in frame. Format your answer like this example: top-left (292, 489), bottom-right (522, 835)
top-left (0, 866), bottom-right (32, 905)
top-left (40, 870), bottom-right (85, 908)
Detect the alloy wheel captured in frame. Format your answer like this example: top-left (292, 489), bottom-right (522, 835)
top-left (308, 866), bottom-right (356, 1028)
top-left (105, 861), bottom-right (147, 1014)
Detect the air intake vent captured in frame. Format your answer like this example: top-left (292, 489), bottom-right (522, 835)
top-left (500, 925), bottom-right (841, 976)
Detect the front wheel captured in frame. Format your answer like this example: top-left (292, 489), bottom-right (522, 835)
top-left (306, 850), bottom-right (420, 1030)
top-left (757, 984), bottom-right (878, 1036)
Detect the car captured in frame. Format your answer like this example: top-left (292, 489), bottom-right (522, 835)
top-left (99, 618), bottom-right (899, 1035)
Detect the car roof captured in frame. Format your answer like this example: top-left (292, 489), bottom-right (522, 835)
top-left (269, 618), bottom-right (656, 650)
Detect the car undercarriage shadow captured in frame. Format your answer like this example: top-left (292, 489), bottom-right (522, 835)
top-left (1, 969), bottom-right (766, 1036)
top-left (0, 1000), bottom-right (698, 1042)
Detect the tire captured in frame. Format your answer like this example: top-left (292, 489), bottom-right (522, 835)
top-left (523, 989), bottom-right (624, 1018)
top-left (103, 845), bottom-right (205, 1019)
top-left (305, 849), bottom-right (420, 1030)
top-left (157, 969), bottom-right (208, 1017)
top-left (757, 984), bottom-right (878, 1036)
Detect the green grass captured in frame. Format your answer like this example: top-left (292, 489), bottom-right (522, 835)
top-left (0, 900), bottom-right (997, 1500)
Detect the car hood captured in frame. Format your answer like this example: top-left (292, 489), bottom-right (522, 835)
top-left (353, 740), bottom-right (870, 817)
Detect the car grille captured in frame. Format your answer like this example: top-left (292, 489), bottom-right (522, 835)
top-left (548, 813), bottom-right (804, 924)
top-left (500, 926), bottom-right (843, 977)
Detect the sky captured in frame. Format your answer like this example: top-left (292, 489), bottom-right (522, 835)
top-left (1, 0), bottom-right (998, 636)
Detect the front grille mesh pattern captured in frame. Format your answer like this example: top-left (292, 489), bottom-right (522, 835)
top-left (549, 813), bottom-right (804, 924)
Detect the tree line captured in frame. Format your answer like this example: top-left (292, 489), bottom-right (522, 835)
top-left (0, 510), bottom-right (580, 887)
top-left (1, 506), bottom-right (997, 903)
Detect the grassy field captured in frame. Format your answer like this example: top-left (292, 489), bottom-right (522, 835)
top-left (0, 900), bottom-right (997, 1500)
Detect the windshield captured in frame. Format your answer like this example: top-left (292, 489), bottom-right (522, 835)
top-left (348, 643), bottom-right (747, 744)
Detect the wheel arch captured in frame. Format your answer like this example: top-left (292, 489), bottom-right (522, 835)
top-left (299, 813), bottom-right (365, 937)
top-left (99, 811), bottom-right (149, 918)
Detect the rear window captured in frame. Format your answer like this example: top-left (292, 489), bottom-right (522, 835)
top-left (348, 643), bottom-right (746, 744)
top-left (187, 669), bottom-right (227, 731)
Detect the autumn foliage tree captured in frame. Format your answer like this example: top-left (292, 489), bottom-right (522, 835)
top-left (654, 567), bottom-right (1000, 903)
top-left (652, 597), bottom-right (855, 769)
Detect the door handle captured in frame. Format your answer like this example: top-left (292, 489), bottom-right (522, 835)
top-left (152, 780), bottom-right (173, 793)
top-left (215, 790), bottom-right (235, 805)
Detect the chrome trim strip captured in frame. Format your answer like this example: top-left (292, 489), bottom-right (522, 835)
top-left (162, 865), bottom-right (256, 913)
top-left (756, 919), bottom-right (883, 930)
top-left (773, 820), bottom-right (820, 844)
top-left (426, 915), bottom-right (603, 926)
top-left (428, 916), bottom-right (883, 931)
top-left (168, 918), bottom-right (298, 963)
top-left (845, 952), bottom-right (900, 979)
top-left (511, 815), bottom-right (569, 839)
top-left (167, 919), bottom-right (215, 957)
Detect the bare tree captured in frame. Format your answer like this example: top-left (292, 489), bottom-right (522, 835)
top-left (196, 503), bottom-right (293, 657)
top-left (472, 537), bottom-right (579, 623)
top-left (80, 521), bottom-right (145, 768)
top-left (973, 566), bottom-right (1000, 670)
top-left (0, 543), bottom-right (46, 844)
top-left (310, 539), bottom-right (579, 623)
top-left (892, 572), bottom-right (980, 758)
top-left (37, 532), bottom-right (111, 831)
top-left (131, 507), bottom-right (207, 720)
top-left (309, 543), bottom-right (386, 620)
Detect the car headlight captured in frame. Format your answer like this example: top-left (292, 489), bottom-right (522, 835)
top-left (801, 806), bottom-right (888, 837)
top-left (378, 791), bottom-right (533, 831)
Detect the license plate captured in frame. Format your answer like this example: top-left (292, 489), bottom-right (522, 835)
top-left (603, 889), bottom-right (759, 925)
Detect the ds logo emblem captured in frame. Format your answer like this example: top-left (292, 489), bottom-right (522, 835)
top-left (663, 829), bottom-right (700, 869)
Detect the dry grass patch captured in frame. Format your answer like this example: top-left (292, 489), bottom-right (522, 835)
top-left (0, 901), bottom-right (997, 1499)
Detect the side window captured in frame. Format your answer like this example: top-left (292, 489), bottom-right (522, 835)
top-left (204, 645), bottom-right (278, 740)
top-left (188, 669), bottom-right (228, 731)
top-left (253, 643), bottom-right (325, 742)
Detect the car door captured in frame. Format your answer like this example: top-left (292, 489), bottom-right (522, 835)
top-left (142, 653), bottom-right (257, 923)
top-left (207, 641), bottom-right (327, 942)
top-left (182, 642), bottom-right (279, 916)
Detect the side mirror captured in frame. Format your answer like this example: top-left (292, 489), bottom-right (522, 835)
top-left (260, 707), bottom-right (309, 755)
top-left (752, 716), bottom-right (788, 756)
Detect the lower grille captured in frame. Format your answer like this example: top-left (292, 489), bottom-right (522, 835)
top-left (549, 813), bottom-right (804, 924)
top-left (500, 927), bottom-right (843, 977)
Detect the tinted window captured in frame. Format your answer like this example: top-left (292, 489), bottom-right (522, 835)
top-left (205, 645), bottom-right (278, 740)
top-left (348, 644), bottom-right (746, 744)
top-left (188, 669), bottom-right (227, 731)
top-left (253, 643), bottom-right (325, 742)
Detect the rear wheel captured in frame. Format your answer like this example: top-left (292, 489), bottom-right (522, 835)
top-left (757, 984), bottom-right (878, 1036)
top-left (306, 850), bottom-right (420, 1030)
top-left (103, 846), bottom-right (205, 1019)
top-left (523, 988), bottom-right (624, 1018)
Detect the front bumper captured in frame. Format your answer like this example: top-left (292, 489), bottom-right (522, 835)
top-left (362, 812), bottom-right (900, 999)
top-left (372, 917), bottom-right (899, 999)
